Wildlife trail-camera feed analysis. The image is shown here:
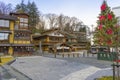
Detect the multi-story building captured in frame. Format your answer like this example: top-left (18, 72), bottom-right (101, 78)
top-left (112, 6), bottom-right (120, 25)
top-left (0, 13), bottom-right (33, 56)
top-left (71, 31), bottom-right (90, 50)
top-left (0, 14), bottom-right (17, 55)
top-left (33, 28), bottom-right (77, 53)
top-left (32, 28), bottom-right (89, 53)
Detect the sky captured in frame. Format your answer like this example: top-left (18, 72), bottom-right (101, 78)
top-left (1, 0), bottom-right (120, 29)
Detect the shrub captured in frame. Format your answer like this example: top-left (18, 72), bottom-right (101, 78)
top-left (96, 76), bottom-right (113, 80)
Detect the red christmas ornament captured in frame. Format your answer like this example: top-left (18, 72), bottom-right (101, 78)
top-left (107, 40), bottom-right (112, 45)
top-left (108, 14), bottom-right (112, 20)
top-left (99, 15), bottom-right (105, 21)
top-left (98, 24), bottom-right (102, 30)
top-left (101, 3), bottom-right (106, 11)
top-left (106, 28), bottom-right (113, 35)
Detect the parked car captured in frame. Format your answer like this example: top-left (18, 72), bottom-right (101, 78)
top-left (90, 48), bottom-right (98, 54)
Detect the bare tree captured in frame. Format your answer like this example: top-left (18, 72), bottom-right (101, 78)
top-left (64, 16), bottom-right (84, 33)
top-left (57, 14), bottom-right (70, 30)
top-left (35, 14), bottom-right (46, 33)
top-left (68, 17), bottom-right (80, 32)
top-left (46, 13), bottom-right (58, 29)
top-left (0, 1), bottom-right (12, 14)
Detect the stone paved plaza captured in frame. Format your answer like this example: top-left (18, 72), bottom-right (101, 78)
top-left (8, 55), bottom-right (113, 80)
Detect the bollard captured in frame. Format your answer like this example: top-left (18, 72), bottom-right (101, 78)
top-left (83, 52), bottom-right (85, 57)
top-left (77, 54), bottom-right (79, 57)
top-left (73, 54), bottom-right (75, 57)
top-left (54, 53), bottom-right (56, 58)
top-left (62, 54), bottom-right (64, 58)
top-left (68, 54), bottom-right (70, 57)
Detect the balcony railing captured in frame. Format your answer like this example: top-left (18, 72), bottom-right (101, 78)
top-left (0, 40), bottom-right (9, 43)
top-left (14, 37), bottom-right (30, 40)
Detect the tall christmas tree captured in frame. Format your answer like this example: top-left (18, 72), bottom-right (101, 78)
top-left (94, 0), bottom-right (120, 48)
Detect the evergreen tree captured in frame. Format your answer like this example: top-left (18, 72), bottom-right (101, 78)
top-left (15, 0), bottom-right (27, 13)
top-left (94, 0), bottom-right (119, 48)
top-left (27, 1), bottom-right (40, 31)
top-left (15, 1), bottom-right (40, 33)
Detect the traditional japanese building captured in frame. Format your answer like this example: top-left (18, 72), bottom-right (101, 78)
top-left (32, 28), bottom-right (82, 53)
top-left (71, 31), bottom-right (90, 50)
top-left (33, 27), bottom-right (90, 53)
top-left (0, 13), bottom-right (33, 56)
top-left (0, 14), bottom-right (17, 55)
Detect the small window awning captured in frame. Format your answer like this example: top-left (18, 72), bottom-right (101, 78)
top-left (0, 14), bottom-right (18, 21)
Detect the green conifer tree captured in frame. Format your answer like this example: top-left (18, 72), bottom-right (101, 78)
top-left (15, 1), bottom-right (40, 33)
top-left (94, 0), bottom-right (119, 48)
top-left (27, 1), bottom-right (40, 31)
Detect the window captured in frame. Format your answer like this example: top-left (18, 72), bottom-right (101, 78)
top-left (20, 18), bottom-right (28, 23)
top-left (19, 18), bottom-right (28, 28)
top-left (0, 33), bottom-right (9, 40)
top-left (20, 23), bottom-right (24, 26)
top-left (14, 32), bottom-right (30, 40)
top-left (0, 20), bottom-right (4, 26)
top-left (0, 20), bottom-right (9, 27)
top-left (20, 23), bottom-right (28, 28)
top-left (20, 18), bottom-right (24, 22)
top-left (24, 18), bottom-right (28, 23)
top-left (24, 23), bottom-right (28, 27)
top-left (4, 20), bottom-right (9, 27)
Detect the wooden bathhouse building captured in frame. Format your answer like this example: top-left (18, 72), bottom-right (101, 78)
top-left (32, 28), bottom-right (89, 53)
top-left (0, 12), bottom-right (33, 56)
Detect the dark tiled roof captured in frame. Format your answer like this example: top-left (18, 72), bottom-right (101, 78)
top-left (33, 29), bottom-right (77, 39)
top-left (59, 31), bottom-right (77, 39)
top-left (42, 28), bottom-right (77, 38)
top-left (14, 30), bottom-right (32, 33)
top-left (0, 14), bottom-right (18, 21)
top-left (10, 12), bottom-right (29, 17)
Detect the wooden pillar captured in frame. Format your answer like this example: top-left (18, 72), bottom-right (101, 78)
top-left (8, 47), bottom-right (13, 55)
top-left (54, 48), bottom-right (56, 58)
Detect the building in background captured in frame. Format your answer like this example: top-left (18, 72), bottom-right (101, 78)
top-left (0, 14), bottom-right (17, 55)
top-left (112, 6), bottom-right (120, 25)
top-left (32, 28), bottom-right (75, 53)
top-left (0, 13), bottom-right (33, 56)
top-left (32, 28), bottom-right (89, 53)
